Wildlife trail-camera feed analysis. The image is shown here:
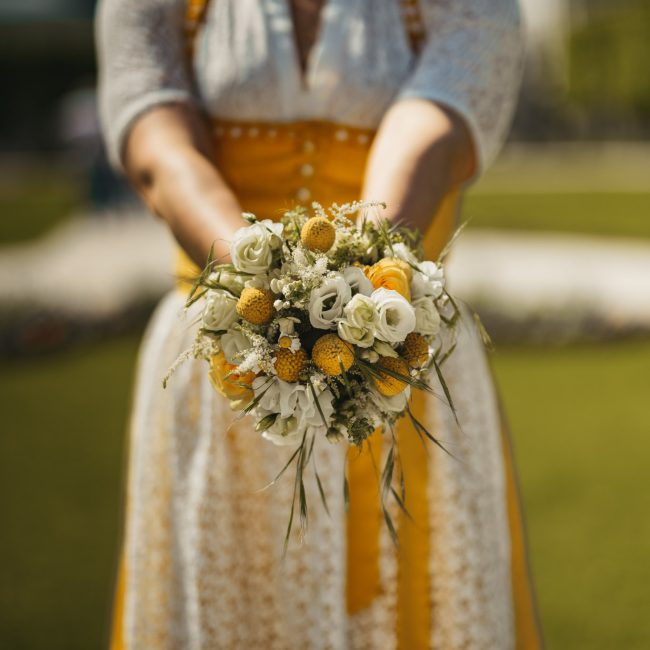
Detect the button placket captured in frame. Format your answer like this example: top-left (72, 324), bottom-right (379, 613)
top-left (296, 136), bottom-right (317, 204)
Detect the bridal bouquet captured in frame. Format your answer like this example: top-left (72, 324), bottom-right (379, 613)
top-left (167, 201), bottom-right (462, 541)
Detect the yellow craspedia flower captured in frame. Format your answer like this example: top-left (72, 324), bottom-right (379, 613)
top-left (312, 333), bottom-right (354, 376)
top-left (373, 356), bottom-right (410, 396)
top-left (208, 352), bottom-right (255, 409)
top-left (274, 347), bottom-right (307, 382)
top-left (236, 287), bottom-right (275, 325)
top-left (364, 258), bottom-right (411, 301)
top-left (301, 216), bottom-right (336, 253)
top-left (401, 332), bottom-right (429, 369)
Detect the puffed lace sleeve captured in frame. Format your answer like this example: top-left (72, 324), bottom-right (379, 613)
top-left (96, 0), bottom-right (195, 168)
top-left (397, 0), bottom-right (524, 176)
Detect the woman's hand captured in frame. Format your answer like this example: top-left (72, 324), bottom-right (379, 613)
top-left (124, 104), bottom-right (244, 267)
top-left (361, 98), bottom-right (475, 234)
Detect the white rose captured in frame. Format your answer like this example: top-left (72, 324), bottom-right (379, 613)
top-left (411, 261), bottom-right (445, 300)
top-left (413, 298), bottom-right (441, 336)
top-left (337, 294), bottom-right (377, 348)
top-left (342, 265), bottom-right (373, 296)
top-left (202, 290), bottom-right (238, 331)
top-left (370, 288), bottom-right (416, 344)
top-left (230, 220), bottom-right (283, 274)
top-left (220, 329), bottom-right (251, 364)
top-left (308, 274), bottom-right (351, 330)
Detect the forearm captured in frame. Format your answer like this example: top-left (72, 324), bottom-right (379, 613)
top-left (124, 104), bottom-right (243, 267)
top-left (361, 99), bottom-right (475, 234)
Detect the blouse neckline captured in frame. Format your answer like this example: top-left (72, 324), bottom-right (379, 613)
top-left (274, 0), bottom-right (339, 95)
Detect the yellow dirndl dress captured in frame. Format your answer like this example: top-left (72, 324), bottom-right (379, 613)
top-left (111, 118), bottom-right (541, 649)
top-left (109, 2), bottom-right (542, 649)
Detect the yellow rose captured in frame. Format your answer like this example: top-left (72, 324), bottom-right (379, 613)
top-left (208, 352), bottom-right (256, 410)
top-left (364, 258), bottom-right (411, 301)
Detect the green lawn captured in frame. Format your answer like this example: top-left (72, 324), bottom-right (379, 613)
top-left (464, 191), bottom-right (650, 239)
top-left (494, 341), bottom-right (650, 649)
top-left (0, 335), bottom-right (140, 650)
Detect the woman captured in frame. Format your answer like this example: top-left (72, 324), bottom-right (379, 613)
top-left (97, 0), bottom-right (542, 648)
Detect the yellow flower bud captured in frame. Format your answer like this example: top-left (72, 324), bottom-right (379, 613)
top-left (236, 287), bottom-right (275, 325)
top-left (312, 334), bottom-right (354, 376)
top-left (301, 216), bottom-right (336, 253)
top-left (401, 332), bottom-right (429, 369)
top-left (274, 348), bottom-right (307, 382)
top-left (373, 356), bottom-right (410, 396)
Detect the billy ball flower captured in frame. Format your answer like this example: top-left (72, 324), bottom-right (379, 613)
top-left (373, 356), bottom-right (410, 396)
top-left (312, 333), bottom-right (355, 376)
top-left (236, 287), bottom-right (275, 325)
top-left (274, 347), bottom-right (308, 382)
top-left (301, 216), bottom-right (336, 252)
top-left (400, 332), bottom-right (429, 369)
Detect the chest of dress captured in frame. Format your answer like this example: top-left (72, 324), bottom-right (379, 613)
top-left (186, 0), bottom-right (424, 127)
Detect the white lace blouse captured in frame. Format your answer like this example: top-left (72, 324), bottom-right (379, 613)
top-left (97, 0), bottom-right (524, 174)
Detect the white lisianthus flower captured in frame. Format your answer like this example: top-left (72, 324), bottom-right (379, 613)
top-left (387, 242), bottom-right (418, 266)
top-left (413, 297), bottom-right (441, 336)
top-left (220, 329), bottom-right (251, 364)
top-left (370, 288), bottom-right (416, 344)
top-left (308, 273), bottom-right (352, 330)
top-left (230, 220), bottom-right (283, 274)
top-left (342, 265), bottom-right (373, 296)
top-left (411, 261), bottom-right (445, 300)
top-left (337, 293), bottom-right (377, 348)
top-left (253, 377), bottom-right (335, 445)
top-left (202, 290), bottom-right (238, 331)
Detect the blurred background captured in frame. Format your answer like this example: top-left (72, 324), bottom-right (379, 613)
top-left (1, 0), bottom-right (649, 648)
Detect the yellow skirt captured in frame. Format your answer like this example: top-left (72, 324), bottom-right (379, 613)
top-left (111, 120), bottom-right (541, 649)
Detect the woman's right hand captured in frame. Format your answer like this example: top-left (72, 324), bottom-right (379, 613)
top-left (123, 104), bottom-right (244, 267)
